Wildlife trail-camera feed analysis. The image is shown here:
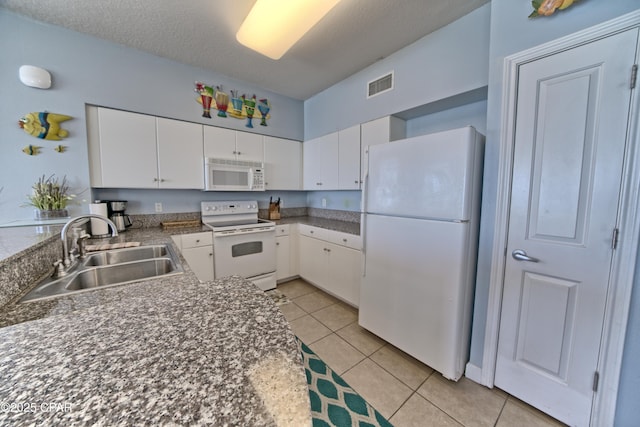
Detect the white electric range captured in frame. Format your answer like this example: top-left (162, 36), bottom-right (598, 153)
top-left (201, 201), bottom-right (276, 291)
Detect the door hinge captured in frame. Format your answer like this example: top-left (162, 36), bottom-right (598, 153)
top-left (612, 227), bottom-right (619, 250)
top-left (631, 64), bottom-right (638, 89)
top-left (593, 371), bottom-right (600, 392)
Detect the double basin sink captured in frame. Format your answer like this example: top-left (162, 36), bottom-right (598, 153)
top-left (20, 244), bottom-right (184, 303)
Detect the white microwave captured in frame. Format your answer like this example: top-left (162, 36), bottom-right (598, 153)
top-left (204, 158), bottom-right (265, 191)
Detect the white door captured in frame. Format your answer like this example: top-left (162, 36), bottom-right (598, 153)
top-left (495, 29), bottom-right (638, 427)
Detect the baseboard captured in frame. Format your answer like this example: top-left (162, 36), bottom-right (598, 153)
top-left (465, 362), bottom-right (483, 384)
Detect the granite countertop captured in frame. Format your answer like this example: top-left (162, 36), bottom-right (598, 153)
top-left (272, 216), bottom-right (361, 236)
top-left (0, 227), bottom-right (311, 426)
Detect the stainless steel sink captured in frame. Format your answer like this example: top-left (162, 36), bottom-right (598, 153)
top-left (20, 244), bottom-right (183, 303)
top-left (66, 259), bottom-right (177, 290)
top-left (82, 245), bottom-right (168, 266)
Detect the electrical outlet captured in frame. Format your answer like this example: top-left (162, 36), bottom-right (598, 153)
top-left (155, 202), bottom-right (162, 212)
top-left (321, 198), bottom-right (327, 208)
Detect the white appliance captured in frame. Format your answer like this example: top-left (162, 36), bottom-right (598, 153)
top-left (359, 126), bottom-right (484, 381)
top-left (201, 201), bottom-right (276, 290)
top-left (204, 158), bottom-right (265, 191)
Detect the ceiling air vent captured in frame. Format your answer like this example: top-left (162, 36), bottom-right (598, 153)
top-left (367, 71), bottom-right (394, 98)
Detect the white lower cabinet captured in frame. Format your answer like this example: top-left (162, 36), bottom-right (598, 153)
top-left (276, 224), bottom-right (298, 282)
top-left (297, 224), bottom-right (361, 307)
top-left (173, 232), bottom-right (214, 282)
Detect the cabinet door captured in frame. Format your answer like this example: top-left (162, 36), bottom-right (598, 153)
top-left (156, 118), bottom-right (204, 189)
top-left (289, 224), bottom-right (299, 277)
top-left (203, 126), bottom-right (236, 159)
top-left (360, 116), bottom-right (405, 183)
top-left (329, 244), bottom-right (361, 307)
top-left (276, 235), bottom-right (291, 280)
top-left (236, 132), bottom-right (264, 162)
top-left (97, 108), bottom-right (158, 188)
top-left (303, 137), bottom-right (323, 190)
top-left (181, 246), bottom-right (214, 282)
top-left (264, 136), bottom-right (302, 190)
top-left (338, 125), bottom-right (361, 189)
top-left (320, 132), bottom-right (340, 189)
top-left (298, 235), bottom-right (327, 286)
top-left (303, 133), bottom-right (339, 190)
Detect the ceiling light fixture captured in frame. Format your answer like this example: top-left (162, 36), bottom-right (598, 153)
top-left (236, 0), bottom-right (341, 60)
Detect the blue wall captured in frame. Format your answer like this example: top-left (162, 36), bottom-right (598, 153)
top-left (0, 10), bottom-right (304, 224)
top-left (304, 5), bottom-right (491, 140)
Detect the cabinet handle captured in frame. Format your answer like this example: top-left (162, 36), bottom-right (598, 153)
top-left (343, 238), bottom-right (347, 242)
top-left (233, 150), bottom-right (237, 154)
top-left (316, 182), bottom-right (323, 186)
top-left (153, 178), bottom-right (159, 182)
top-left (237, 151), bottom-right (242, 155)
top-left (355, 180), bottom-right (359, 184)
top-left (209, 253), bottom-right (213, 257)
top-left (160, 178), bottom-right (166, 182)
top-left (310, 230), bottom-right (314, 234)
top-left (195, 239), bottom-right (200, 243)
top-left (276, 242), bottom-right (280, 246)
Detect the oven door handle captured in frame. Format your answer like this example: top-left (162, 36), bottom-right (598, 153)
top-left (214, 227), bottom-right (275, 237)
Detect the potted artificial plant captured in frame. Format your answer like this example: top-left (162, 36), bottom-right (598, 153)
top-left (26, 174), bottom-right (74, 220)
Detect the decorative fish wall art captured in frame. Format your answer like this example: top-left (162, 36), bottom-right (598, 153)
top-left (18, 112), bottom-right (72, 140)
top-left (22, 145), bottom-right (42, 156)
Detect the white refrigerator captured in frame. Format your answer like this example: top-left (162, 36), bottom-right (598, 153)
top-left (359, 126), bottom-right (484, 381)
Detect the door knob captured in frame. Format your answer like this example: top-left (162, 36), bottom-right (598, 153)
top-left (512, 249), bottom-right (539, 262)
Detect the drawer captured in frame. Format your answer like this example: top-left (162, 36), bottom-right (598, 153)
top-left (275, 224), bottom-right (290, 236)
top-left (181, 232), bottom-right (213, 248)
top-left (298, 224), bottom-right (328, 240)
top-left (326, 230), bottom-right (362, 250)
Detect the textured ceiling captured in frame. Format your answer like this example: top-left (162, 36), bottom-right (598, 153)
top-left (1, 0), bottom-right (489, 100)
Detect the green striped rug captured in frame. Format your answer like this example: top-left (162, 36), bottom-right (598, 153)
top-left (297, 338), bottom-right (394, 427)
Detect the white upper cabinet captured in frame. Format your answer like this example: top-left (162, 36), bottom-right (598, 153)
top-left (156, 118), bottom-right (204, 189)
top-left (235, 132), bottom-right (265, 162)
top-left (304, 125), bottom-right (362, 191)
top-left (360, 116), bottom-right (406, 183)
top-left (338, 124), bottom-right (361, 190)
top-left (264, 136), bottom-right (302, 190)
top-left (303, 132), bottom-right (339, 190)
top-left (203, 126), bottom-right (235, 160)
top-left (89, 107), bottom-right (203, 189)
top-left (203, 126), bottom-right (264, 163)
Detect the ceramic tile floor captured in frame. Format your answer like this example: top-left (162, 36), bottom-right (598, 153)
top-left (277, 278), bottom-right (567, 427)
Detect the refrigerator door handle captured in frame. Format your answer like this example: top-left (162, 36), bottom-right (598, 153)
top-left (361, 214), bottom-right (367, 277)
top-left (361, 170), bottom-right (369, 277)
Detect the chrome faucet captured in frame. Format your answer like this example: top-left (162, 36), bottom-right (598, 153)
top-left (56, 214), bottom-right (118, 276)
